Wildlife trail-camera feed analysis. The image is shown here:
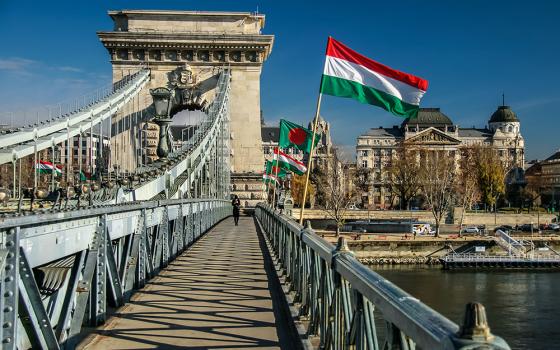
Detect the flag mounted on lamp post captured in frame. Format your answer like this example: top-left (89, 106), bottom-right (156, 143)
top-left (273, 148), bottom-right (307, 175)
top-left (262, 172), bottom-right (279, 185)
top-left (278, 119), bottom-right (321, 154)
top-left (265, 160), bottom-right (288, 178)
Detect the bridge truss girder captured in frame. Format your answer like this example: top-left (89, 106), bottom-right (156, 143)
top-left (0, 199), bottom-right (231, 349)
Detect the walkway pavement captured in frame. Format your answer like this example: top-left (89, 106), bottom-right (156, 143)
top-left (79, 216), bottom-right (295, 349)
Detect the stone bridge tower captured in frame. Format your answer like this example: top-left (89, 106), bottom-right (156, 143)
top-left (98, 10), bottom-right (274, 204)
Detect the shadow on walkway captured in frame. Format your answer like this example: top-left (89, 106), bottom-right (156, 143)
top-left (79, 216), bottom-right (296, 349)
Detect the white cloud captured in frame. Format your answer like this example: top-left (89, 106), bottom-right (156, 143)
top-left (57, 66), bottom-right (83, 73)
top-left (0, 57), bottom-right (35, 71)
top-left (0, 57), bottom-right (36, 76)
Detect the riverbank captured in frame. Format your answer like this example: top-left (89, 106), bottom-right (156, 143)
top-left (317, 231), bottom-right (560, 265)
top-left (298, 208), bottom-right (557, 227)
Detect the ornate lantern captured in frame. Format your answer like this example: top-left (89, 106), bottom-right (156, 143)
top-left (150, 87), bottom-right (173, 158)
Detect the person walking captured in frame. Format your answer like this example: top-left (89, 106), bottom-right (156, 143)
top-left (232, 195), bottom-right (241, 226)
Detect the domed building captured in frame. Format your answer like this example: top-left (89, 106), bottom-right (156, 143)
top-left (356, 106), bottom-right (525, 208)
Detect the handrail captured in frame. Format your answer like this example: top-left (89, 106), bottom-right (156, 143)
top-left (255, 203), bottom-right (511, 350)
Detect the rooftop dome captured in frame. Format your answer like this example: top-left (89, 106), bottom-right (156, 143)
top-left (489, 105), bottom-right (519, 123)
top-left (402, 108), bottom-right (453, 126)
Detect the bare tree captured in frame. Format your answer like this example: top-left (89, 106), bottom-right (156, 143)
top-left (354, 166), bottom-right (372, 208)
top-left (386, 143), bottom-right (421, 210)
top-left (418, 151), bottom-right (456, 237)
top-left (522, 172), bottom-right (543, 213)
top-left (456, 147), bottom-right (481, 230)
top-left (312, 148), bottom-right (355, 236)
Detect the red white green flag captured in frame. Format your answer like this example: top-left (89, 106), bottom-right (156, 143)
top-left (262, 172), bottom-right (280, 185)
top-left (321, 37), bottom-right (428, 118)
top-left (278, 119), bottom-right (321, 154)
top-left (35, 160), bottom-right (62, 176)
top-left (273, 148), bottom-right (307, 175)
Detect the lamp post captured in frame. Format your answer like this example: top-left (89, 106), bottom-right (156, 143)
top-left (139, 128), bottom-right (149, 166)
top-left (150, 87), bottom-right (173, 159)
top-left (181, 126), bottom-right (192, 146)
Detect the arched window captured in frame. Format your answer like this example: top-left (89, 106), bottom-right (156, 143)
top-left (508, 125), bottom-right (513, 133)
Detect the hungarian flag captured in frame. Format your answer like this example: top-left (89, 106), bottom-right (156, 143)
top-left (321, 37), bottom-right (428, 118)
top-left (278, 119), bottom-right (321, 153)
top-left (273, 148), bottom-right (307, 175)
top-left (262, 173), bottom-right (280, 185)
top-left (265, 160), bottom-right (287, 178)
top-left (35, 161), bottom-right (62, 176)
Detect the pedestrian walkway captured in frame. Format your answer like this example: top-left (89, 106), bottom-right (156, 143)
top-left (79, 216), bottom-right (295, 349)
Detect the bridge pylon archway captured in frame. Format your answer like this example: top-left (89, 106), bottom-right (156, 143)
top-left (98, 10), bottom-right (274, 205)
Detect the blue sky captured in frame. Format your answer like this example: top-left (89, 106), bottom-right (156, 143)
top-left (1, 0), bottom-right (559, 160)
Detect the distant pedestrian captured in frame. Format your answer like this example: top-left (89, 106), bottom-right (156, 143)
top-left (232, 195), bottom-right (241, 226)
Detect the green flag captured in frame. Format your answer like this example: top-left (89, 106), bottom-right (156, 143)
top-left (278, 119), bottom-right (321, 154)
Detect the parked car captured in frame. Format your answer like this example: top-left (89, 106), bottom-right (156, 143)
top-left (461, 226), bottom-right (480, 234)
top-left (348, 204), bottom-right (359, 210)
top-left (494, 225), bottom-right (514, 233)
top-left (519, 224), bottom-right (537, 232)
top-left (549, 223), bottom-right (560, 232)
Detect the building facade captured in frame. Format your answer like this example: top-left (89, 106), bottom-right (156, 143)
top-left (525, 150), bottom-right (560, 210)
top-left (356, 106), bottom-right (525, 209)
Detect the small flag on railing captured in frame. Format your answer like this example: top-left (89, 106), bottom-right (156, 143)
top-left (35, 161), bottom-right (62, 176)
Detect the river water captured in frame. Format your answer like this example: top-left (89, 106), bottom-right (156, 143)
top-left (374, 266), bottom-right (560, 350)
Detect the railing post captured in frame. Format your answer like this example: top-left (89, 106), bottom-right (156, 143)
top-left (187, 203), bottom-right (193, 246)
top-left (161, 206), bottom-right (170, 266)
top-left (89, 215), bottom-right (108, 326)
top-left (177, 203), bottom-right (185, 253)
top-left (1, 227), bottom-right (19, 350)
top-left (453, 302), bottom-right (510, 349)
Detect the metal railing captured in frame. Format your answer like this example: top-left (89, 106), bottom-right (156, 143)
top-left (255, 204), bottom-right (510, 350)
top-left (0, 198), bottom-right (231, 349)
top-left (442, 253), bottom-right (560, 263)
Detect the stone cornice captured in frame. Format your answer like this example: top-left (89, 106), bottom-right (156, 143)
top-left (110, 60), bottom-right (264, 68)
top-left (97, 32), bottom-right (274, 54)
top-left (108, 9), bottom-right (263, 17)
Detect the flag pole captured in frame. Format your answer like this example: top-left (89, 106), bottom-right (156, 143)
top-left (265, 172), bottom-right (271, 204)
top-left (299, 92), bottom-right (323, 225)
top-left (271, 148), bottom-right (280, 209)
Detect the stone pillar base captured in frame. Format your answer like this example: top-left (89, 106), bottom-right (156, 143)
top-left (231, 173), bottom-right (266, 208)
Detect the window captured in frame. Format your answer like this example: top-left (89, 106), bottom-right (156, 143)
top-left (361, 160), bottom-right (368, 168)
top-left (360, 150), bottom-right (369, 157)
